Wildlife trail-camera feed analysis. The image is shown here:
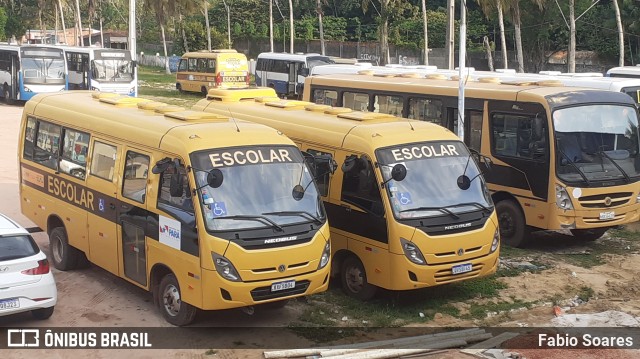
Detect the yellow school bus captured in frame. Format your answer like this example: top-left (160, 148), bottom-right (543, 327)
top-left (176, 49), bottom-right (249, 95)
top-left (194, 88), bottom-right (500, 300)
top-left (302, 72), bottom-right (640, 247)
top-left (18, 91), bottom-right (331, 325)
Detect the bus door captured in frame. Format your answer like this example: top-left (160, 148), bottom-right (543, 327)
top-left (118, 148), bottom-right (152, 286)
top-left (288, 62), bottom-right (298, 95)
top-left (445, 98), bottom-right (483, 148)
top-left (86, 138), bottom-right (121, 275)
top-left (10, 52), bottom-right (19, 99)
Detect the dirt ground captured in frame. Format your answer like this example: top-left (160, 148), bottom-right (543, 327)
top-left (2, 102), bottom-right (640, 359)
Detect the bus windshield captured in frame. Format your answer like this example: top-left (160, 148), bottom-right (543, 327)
top-left (553, 104), bottom-right (640, 184)
top-left (92, 59), bottom-right (133, 82)
top-left (22, 57), bottom-right (65, 85)
top-left (376, 141), bottom-right (493, 219)
top-left (190, 146), bottom-right (324, 232)
top-left (307, 56), bottom-right (334, 71)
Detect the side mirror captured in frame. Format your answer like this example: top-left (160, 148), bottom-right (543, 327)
top-left (390, 163), bottom-right (407, 181)
top-left (207, 169), bottom-right (224, 188)
top-left (292, 184), bottom-right (305, 201)
top-left (341, 155), bottom-right (359, 173)
top-left (152, 157), bottom-right (172, 174)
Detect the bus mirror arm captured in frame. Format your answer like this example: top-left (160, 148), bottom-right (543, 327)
top-left (380, 163), bottom-right (408, 188)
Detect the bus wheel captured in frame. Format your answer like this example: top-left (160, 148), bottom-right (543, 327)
top-left (49, 227), bottom-right (79, 271)
top-left (496, 200), bottom-right (530, 248)
top-left (3, 86), bottom-right (13, 105)
top-left (341, 256), bottom-right (377, 301)
top-left (158, 273), bottom-right (197, 326)
top-left (176, 83), bottom-right (183, 93)
top-left (201, 86), bottom-right (208, 97)
top-left (570, 228), bottom-right (608, 241)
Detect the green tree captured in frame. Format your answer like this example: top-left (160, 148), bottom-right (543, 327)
top-left (0, 7), bottom-right (7, 41)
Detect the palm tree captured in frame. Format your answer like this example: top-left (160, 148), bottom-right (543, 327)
top-left (74, 0), bottom-right (83, 45)
top-left (57, 0), bottom-right (68, 44)
top-left (421, 0), bottom-right (428, 65)
top-left (317, 0), bottom-right (325, 55)
top-left (288, 0), bottom-right (294, 53)
top-left (203, 0), bottom-right (211, 51)
top-left (568, 0), bottom-right (575, 72)
top-left (362, 0), bottom-right (396, 65)
top-left (475, 0), bottom-right (509, 69)
top-left (148, 0), bottom-right (176, 74)
top-left (269, 0), bottom-right (274, 51)
top-left (177, 0), bottom-right (198, 53)
top-left (612, 0), bottom-right (624, 66)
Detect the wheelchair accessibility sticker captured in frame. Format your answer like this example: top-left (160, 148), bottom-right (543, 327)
top-left (398, 192), bottom-right (413, 205)
top-left (211, 202), bottom-right (227, 217)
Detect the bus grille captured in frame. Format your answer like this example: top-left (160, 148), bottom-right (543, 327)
top-left (434, 264), bottom-right (483, 284)
top-left (578, 192), bottom-right (633, 208)
top-left (250, 280), bottom-right (310, 301)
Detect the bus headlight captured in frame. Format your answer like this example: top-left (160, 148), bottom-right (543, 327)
top-left (212, 252), bottom-right (242, 282)
top-left (490, 228), bottom-right (500, 253)
top-left (555, 184), bottom-right (574, 210)
top-left (317, 241), bottom-right (330, 269)
top-left (400, 237), bottom-right (426, 265)
top-left (24, 86), bottom-right (32, 92)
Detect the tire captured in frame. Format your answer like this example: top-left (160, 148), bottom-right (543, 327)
top-left (3, 85), bottom-right (13, 106)
top-left (31, 306), bottom-right (55, 320)
top-left (496, 200), bottom-right (530, 248)
top-left (158, 273), bottom-right (197, 326)
top-left (176, 83), bottom-right (183, 93)
top-left (570, 228), bottom-right (608, 241)
top-left (49, 227), bottom-right (79, 271)
top-left (201, 86), bottom-right (208, 97)
top-left (340, 255), bottom-right (377, 301)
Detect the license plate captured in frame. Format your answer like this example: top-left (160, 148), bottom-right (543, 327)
top-left (452, 263), bottom-right (473, 275)
top-left (271, 280), bottom-right (295, 292)
top-left (222, 76), bottom-right (245, 83)
top-left (599, 211), bottom-right (615, 220)
top-left (0, 298), bottom-right (19, 310)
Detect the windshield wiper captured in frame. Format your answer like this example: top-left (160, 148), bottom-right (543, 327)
top-left (399, 206), bottom-right (460, 219)
top-left (596, 150), bottom-right (631, 183)
top-left (451, 202), bottom-right (493, 214)
top-left (556, 142), bottom-right (591, 186)
top-left (263, 211), bottom-right (323, 225)
top-left (214, 215), bottom-right (283, 232)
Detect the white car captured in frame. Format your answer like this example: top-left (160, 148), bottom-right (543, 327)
top-left (0, 213), bottom-right (57, 320)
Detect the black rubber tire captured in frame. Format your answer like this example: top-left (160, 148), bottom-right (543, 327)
top-left (340, 255), bottom-right (377, 301)
top-left (496, 200), bottom-right (530, 248)
top-left (201, 86), bottom-right (208, 97)
top-left (570, 228), bottom-right (608, 241)
top-left (176, 83), bottom-right (183, 93)
top-left (31, 306), bottom-right (55, 320)
top-left (49, 227), bottom-right (79, 271)
top-left (158, 273), bottom-right (197, 326)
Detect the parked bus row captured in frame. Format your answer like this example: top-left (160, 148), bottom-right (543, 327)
top-left (0, 44), bottom-right (136, 104)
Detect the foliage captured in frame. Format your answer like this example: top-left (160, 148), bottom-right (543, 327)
top-left (0, 7), bottom-right (7, 41)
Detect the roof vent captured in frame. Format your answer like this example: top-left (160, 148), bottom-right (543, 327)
top-left (324, 107), bottom-right (352, 115)
top-left (155, 105), bottom-right (186, 114)
top-left (138, 101), bottom-right (169, 111)
top-left (337, 112), bottom-right (397, 121)
top-left (426, 74), bottom-right (448, 80)
top-left (478, 77), bottom-right (501, 84)
top-left (265, 100), bottom-right (308, 109)
top-left (165, 111), bottom-right (228, 121)
top-left (305, 104), bottom-right (331, 112)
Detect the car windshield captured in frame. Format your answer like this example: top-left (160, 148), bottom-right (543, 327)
top-left (553, 104), bottom-right (640, 184)
top-left (92, 59), bottom-right (133, 82)
top-left (190, 145), bottom-right (324, 232)
top-left (376, 141), bottom-right (493, 219)
top-left (307, 56), bottom-right (334, 71)
top-left (0, 235), bottom-right (39, 261)
top-left (21, 57), bottom-right (66, 85)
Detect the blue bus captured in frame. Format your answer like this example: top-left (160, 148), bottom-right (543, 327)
top-left (0, 45), bottom-right (66, 104)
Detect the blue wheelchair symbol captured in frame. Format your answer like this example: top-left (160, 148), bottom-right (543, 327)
top-left (212, 202), bottom-right (227, 217)
top-left (98, 198), bottom-right (105, 212)
top-left (398, 192), bottom-right (412, 205)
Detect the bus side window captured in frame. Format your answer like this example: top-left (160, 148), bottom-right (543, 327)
top-left (158, 164), bottom-right (193, 212)
top-left (374, 94), bottom-right (403, 116)
top-left (90, 141), bottom-right (117, 181)
top-left (305, 148), bottom-right (333, 197)
top-left (60, 129), bottom-right (90, 180)
top-left (122, 151), bottom-right (150, 203)
top-left (312, 89), bottom-right (337, 106)
top-left (343, 91), bottom-right (369, 112)
top-left (188, 58), bottom-right (198, 72)
top-left (207, 59), bottom-right (216, 73)
top-left (23, 116), bottom-right (37, 161)
top-left (408, 97), bottom-right (443, 125)
top-left (34, 120), bottom-right (61, 170)
top-left (491, 113), bottom-right (546, 160)
top-left (178, 59), bottom-right (187, 72)
top-left (341, 156), bottom-right (384, 216)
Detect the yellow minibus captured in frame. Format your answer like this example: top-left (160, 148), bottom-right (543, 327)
top-left (19, 91), bottom-right (331, 325)
top-left (176, 49), bottom-right (249, 95)
top-left (194, 88), bottom-right (500, 300)
top-left (302, 72), bottom-right (640, 247)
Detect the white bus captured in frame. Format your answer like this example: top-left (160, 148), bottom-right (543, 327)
top-left (606, 66), bottom-right (640, 79)
top-left (0, 44), bottom-right (66, 104)
top-left (255, 52), bottom-right (333, 98)
top-left (61, 46), bottom-right (137, 96)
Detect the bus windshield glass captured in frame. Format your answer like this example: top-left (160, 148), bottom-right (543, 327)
top-left (21, 50), bottom-right (65, 85)
top-left (376, 141), bottom-right (493, 219)
top-left (190, 146), bottom-right (324, 232)
top-left (553, 104), bottom-right (640, 184)
top-left (92, 58), bottom-right (133, 82)
top-left (307, 56), bottom-right (334, 71)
